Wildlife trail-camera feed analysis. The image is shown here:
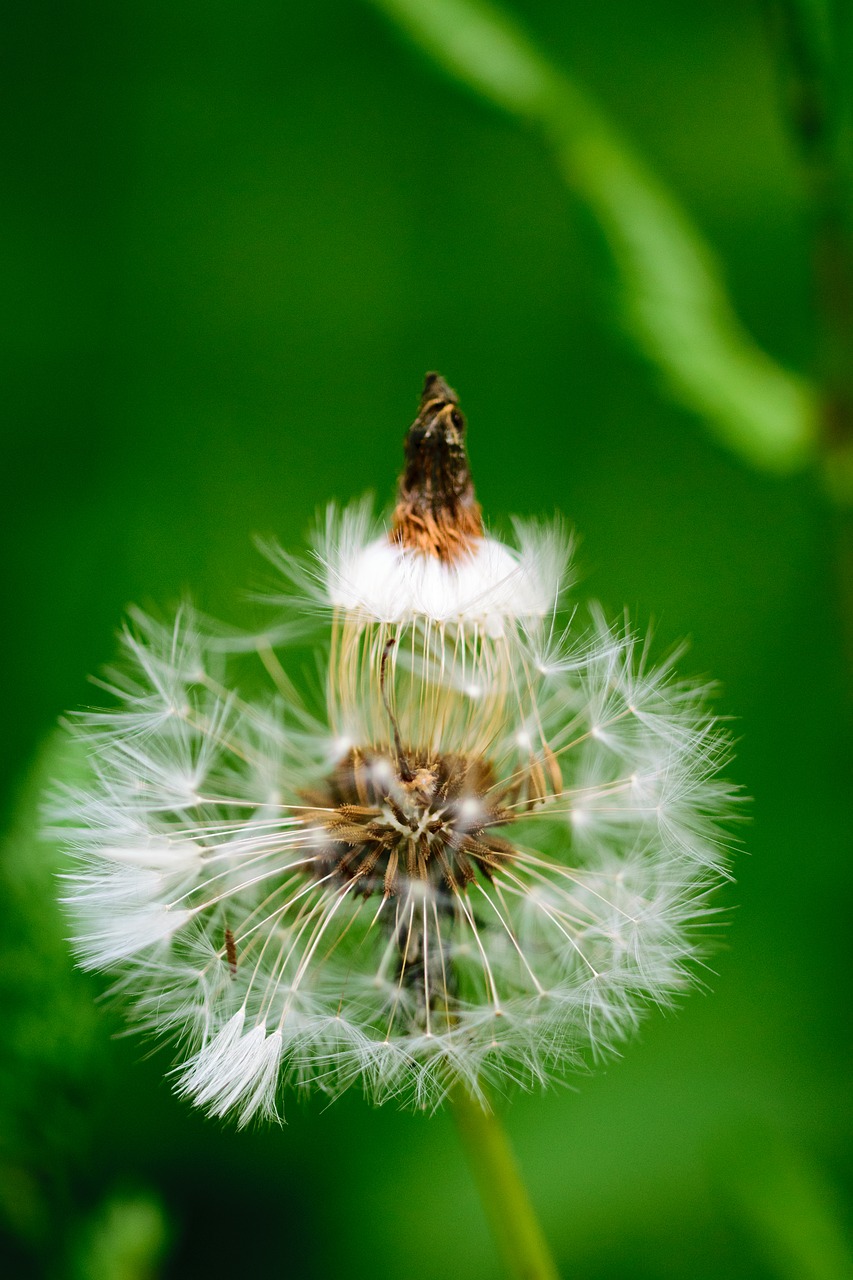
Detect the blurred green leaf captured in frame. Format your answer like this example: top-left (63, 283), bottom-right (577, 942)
top-left (368, 0), bottom-right (820, 473)
top-left (73, 1193), bottom-right (170, 1280)
top-left (0, 732), bottom-right (109, 1267)
top-left (0, 732), bottom-right (103, 1119)
top-left (721, 1132), bottom-right (853, 1280)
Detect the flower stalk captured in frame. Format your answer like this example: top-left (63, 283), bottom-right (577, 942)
top-left (451, 1085), bottom-right (560, 1280)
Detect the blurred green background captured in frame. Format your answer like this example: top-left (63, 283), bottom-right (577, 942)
top-left (2, 0), bottom-right (851, 1277)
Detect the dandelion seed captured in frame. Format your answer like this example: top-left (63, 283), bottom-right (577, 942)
top-left (53, 372), bottom-right (733, 1125)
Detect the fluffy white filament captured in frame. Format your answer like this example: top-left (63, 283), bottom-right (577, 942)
top-left (261, 502), bottom-right (573, 634)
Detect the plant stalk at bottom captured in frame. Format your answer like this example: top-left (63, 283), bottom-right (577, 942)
top-left (451, 1085), bottom-right (560, 1280)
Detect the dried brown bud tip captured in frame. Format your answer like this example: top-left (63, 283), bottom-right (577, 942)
top-left (391, 372), bottom-right (484, 562)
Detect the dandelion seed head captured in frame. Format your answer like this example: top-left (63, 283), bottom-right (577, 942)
top-left (54, 373), bottom-right (734, 1124)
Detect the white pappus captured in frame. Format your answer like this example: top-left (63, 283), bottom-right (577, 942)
top-left (53, 373), bottom-right (734, 1126)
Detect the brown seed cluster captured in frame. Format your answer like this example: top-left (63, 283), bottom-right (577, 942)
top-left (302, 748), bottom-right (517, 901)
top-left (391, 373), bottom-right (484, 563)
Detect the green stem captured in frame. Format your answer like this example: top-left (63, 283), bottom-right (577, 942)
top-left (367, 0), bottom-right (818, 474)
top-left (763, 2), bottom-right (853, 458)
top-left (764, 1), bottom-right (853, 697)
top-left (451, 1086), bottom-right (560, 1280)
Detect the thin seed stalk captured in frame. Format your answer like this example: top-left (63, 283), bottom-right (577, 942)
top-left (451, 1085), bottom-right (560, 1280)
